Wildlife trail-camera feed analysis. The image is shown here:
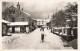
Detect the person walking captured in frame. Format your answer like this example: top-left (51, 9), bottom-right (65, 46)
top-left (41, 27), bottom-right (45, 43)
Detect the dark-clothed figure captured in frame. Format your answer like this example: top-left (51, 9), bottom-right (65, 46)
top-left (41, 33), bottom-right (44, 42)
top-left (41, 28), bottom-right (44, 43)
top-left (40, 27), bottom-right (44, 31)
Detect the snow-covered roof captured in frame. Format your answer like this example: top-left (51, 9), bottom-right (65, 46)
top-left (2, 20), bottom-right (10, 23)
top-left (36, 19), bottom-right (43, 21)
top-left (44, 19), bottom-right (50, 22)
top-left (66, 19), bottom-right (71, 21)
top-left (21, 10), bottom-right (30, 17)
top-left (8, 22), bottom-right (28, 26)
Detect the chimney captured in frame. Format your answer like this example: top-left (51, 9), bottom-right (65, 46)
top-left (17, 2), bottom-right (20, 9)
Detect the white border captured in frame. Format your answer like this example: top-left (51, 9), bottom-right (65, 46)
top-left (0, 0), bottom-right (79, 51)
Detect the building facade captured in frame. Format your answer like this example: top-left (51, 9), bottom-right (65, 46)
top-left (2, 2), bottom-right (37, 36)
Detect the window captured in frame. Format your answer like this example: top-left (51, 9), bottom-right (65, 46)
top-left (13, 10), bottom-right (15, 14)
top-left (21, 17), bottom-right (24, 21)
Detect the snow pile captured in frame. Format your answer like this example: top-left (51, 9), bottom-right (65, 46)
top-left (2, 34), bottom-right (20, 49)
top-left (44, 28), bottom-right (64, 49)
top-left (2, 28), bottom-right (74, 49)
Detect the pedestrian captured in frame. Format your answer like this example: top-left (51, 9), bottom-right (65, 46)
top-left (40, 27), bottom-right (42, 31)
top-left (41, 28), bottom-right (45, 43)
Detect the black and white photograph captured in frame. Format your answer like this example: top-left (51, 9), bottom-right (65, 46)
top-left (1, 0), bottom-right (78, 50)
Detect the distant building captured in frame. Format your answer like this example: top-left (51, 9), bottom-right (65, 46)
top-left (36, 19), bottom-right (49, 28)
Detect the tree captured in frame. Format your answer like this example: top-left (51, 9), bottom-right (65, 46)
top-left (65, 2), bottom-right (77, 27)
top-left (52, 10), bottom-right (66, 27)
top-left (49, 2), bottom-right (77, 28)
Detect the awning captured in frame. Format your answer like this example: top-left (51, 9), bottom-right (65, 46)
top-left (8, 22), bottom-right (28, 26)
top-left (2, 20), bottom-right (10, 23)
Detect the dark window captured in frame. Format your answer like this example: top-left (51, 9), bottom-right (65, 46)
top-left (9, 10), bottom-right (13, 14)
top-left (12, 17), bottom-right (14, 22)
top-left (13, 10), bottom-right (15, 14)
top-left (21, 17), bottom-right (24, 21)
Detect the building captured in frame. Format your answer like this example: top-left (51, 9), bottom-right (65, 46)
top-left (2, 2), bottom-right (30, 22)
top-left (2, 2), bottom-right (37, 36)
top-left (36, 19), bottom-right (50, 28)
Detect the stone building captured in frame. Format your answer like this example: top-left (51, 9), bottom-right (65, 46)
top-left (2, 2), bottom-right (37, 36)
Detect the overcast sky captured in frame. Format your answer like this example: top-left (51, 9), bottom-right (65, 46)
top-left (2, 0), bottom-right (77, 19)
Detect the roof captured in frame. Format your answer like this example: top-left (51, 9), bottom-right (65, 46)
top-left (8, 22), bottom-right (28, 26)
top-left (21, 10), bottom-right (30, 17)
top-left (36, 19), bottom-right (43, 21)
top-left (66, 19), bottom-right (71, 21)
top-left (2, 20), bottom-right (10, 23)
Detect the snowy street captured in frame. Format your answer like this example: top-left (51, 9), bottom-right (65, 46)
top-left (2, 1), bottom-right (77, 50)
top-left (2, 28), bottom-right (73, 50)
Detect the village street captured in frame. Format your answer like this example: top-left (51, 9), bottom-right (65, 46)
top-left (2, 28), bottom-right (73, 50)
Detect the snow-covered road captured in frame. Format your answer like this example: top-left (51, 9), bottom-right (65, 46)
top-left (2, 28), bottom-right (73, 49)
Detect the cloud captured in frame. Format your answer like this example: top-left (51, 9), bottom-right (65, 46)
top-left (19, 1), bottom-right (67, 19)
top-left (2, 0), bottom-right (76, 19)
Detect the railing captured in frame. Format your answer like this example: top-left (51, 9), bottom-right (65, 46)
top-left (51, 27), bottom-right (77, 41)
